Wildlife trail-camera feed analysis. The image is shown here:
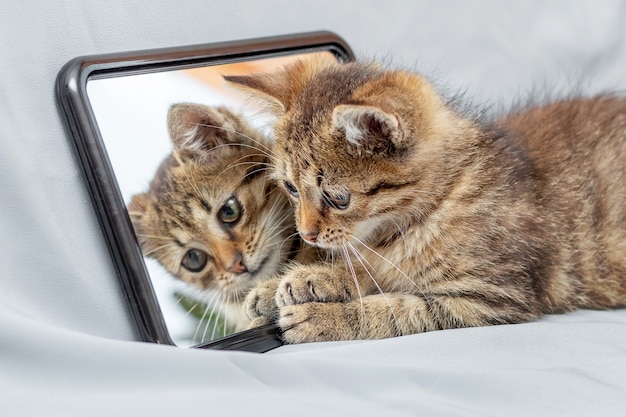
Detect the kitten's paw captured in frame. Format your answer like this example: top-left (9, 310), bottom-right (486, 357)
top-left (279, 302), bottom-right (359, 343)
top-left (244, 276), bottom-right (281, 321)
top-left (275, 264), bottom-right (356, 308)
top-left (246, 316), bottom-right (271, 329)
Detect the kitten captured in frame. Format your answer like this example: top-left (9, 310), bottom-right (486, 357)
top-left (226, 58), bottom-right (626, 343)
top-left (128, 103), bottom-right (315, 334)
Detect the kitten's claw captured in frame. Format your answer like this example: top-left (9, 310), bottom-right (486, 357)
top-left (276, 263), bottom-right (357, 307)
top-left (279, 302), bottom-right (359, 343)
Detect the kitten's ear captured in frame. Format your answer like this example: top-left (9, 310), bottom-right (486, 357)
top-left (332, 104), bottom-right (403, 155)
top-left (224, 58), bottom-right (328, 116)
top-left (223, 72), bottom-right (288, 116)
top-left (167, 103), bottom-right (233, 163)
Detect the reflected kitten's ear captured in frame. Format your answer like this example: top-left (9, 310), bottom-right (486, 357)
top-left (167, 103), bottom-right (233, 163)
top-left (332, 104), bottom-right (403, 155)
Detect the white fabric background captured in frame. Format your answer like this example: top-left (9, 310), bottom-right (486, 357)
top-left (1, 1), bottom-right (626, 416)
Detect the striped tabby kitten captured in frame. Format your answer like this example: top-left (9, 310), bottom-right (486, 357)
top-left (227, 58), bottom-right (626, 343)
top-left (128, 103), bottom-right (314, 332)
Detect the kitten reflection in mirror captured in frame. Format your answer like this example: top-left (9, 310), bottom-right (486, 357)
top-left (128, 103), bottom-right (316, 336)
top-left (226, 58), bottom-right (626, 343)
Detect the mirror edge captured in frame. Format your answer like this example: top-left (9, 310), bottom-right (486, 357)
top-left (56, 54), bottom-right (175, 346)
top-left (55, 31), bottom-right (355, 352)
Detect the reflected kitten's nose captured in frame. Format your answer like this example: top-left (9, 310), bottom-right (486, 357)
top-left (300, 231), bottom-right (319, 243)
top-left (227, 253), bottom-right (248, 274)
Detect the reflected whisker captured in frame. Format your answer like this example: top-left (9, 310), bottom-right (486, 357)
top-left (194, 300), bottom-right (213, 343)
top-left (210, 290), bottom-right (227, 341)
top-left (212, 160), bottom-right (273, 185)
top-left (187, 121), bottom-right (277, 158)
top-left (142, 242), bottom-right (179, 257)
top-left (223, 291), bottom-right (231, 338)
top-left (134, 233), bottom-right (175, 241)
top-left (183, 166), bottom-right (211, 206)
top-left (275, 231), bottom-right (300, 258)
top-left (193, 288), bottom-right (221, 343)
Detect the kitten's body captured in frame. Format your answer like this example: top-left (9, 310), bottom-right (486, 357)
top-left (129, 103), bottom-right (315, 334)
top-left (228, 59), bottom-right (626, 343)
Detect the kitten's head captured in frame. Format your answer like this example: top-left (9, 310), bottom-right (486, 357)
top-left (225, 59), bottom-right (475, 250)
top-left (129, 103), bottom-right (296, 300)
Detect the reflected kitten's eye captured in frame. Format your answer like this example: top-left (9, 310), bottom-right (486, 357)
top-left (283, 181), bottom-right (299, 198)
top-left (323, 191), bottom-right (351, 210)
top-left (219, 197), bottom-right (241, 224)
top-left (181, 248), bottom-right (208, 272)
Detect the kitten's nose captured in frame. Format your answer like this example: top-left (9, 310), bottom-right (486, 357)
top-left (227, 253), bottom-right (248, 274)
top-left (300, 231), bottom-right (319, 243)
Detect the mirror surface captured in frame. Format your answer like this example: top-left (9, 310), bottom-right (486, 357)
top-left (87, 51), bottom-right (338, 347)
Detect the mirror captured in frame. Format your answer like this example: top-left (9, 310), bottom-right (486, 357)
top-left (57, 32), bottom-right (354, 351)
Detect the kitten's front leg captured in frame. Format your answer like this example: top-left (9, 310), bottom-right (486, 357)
top-left (279, 294), bottom-right (430, 343)
top-left (279, 291), bottom-right (536, 343)
top-left (275, 262), bottom-right (369, 308)
top-left (280, 302), bottom-right (362, 343)
top-left (243, 261), bottom-right (368, 328)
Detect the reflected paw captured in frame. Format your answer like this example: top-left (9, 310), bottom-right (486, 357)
top-left (244, 276), bottom-right (281, 321)
top-left (246, 316), bottom-right (271, 329)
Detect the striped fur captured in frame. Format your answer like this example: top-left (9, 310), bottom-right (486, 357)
top-left (227, 58), bottom-right (626, 343)
top-left (128, 103), bottom-right (316, 332)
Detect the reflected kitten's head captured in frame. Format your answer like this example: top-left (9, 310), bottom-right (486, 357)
top-left (129, 103), bottom-right (297, 302)
top-left (225, 59), bottom-right (471, 250)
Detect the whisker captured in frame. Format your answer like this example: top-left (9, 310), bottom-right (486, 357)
top-left (351, 236), bottom-right (420, 291)
top-left (238, 167), bottom-right (272, 185)
top-left (275, 231), bottom-right (300, 257)
top-left (212, 160), bottom-right (258, 179)
top-left (262, 212), bottom-right (295, 237)
top-left (134, 233), bottom-right (176, 241)
top-left (212, 161), bottom-right (273, 185)
top-left (183, 166), bottom-right (211, 207)
top-left (347, 242), bottom-right (401, 330)
top-left (194, 301), bottom-right (213, 343)
top-left (181, 300), bottom-right (198, 316)
top-left (222, 291), bottom-right (231, 338)
top-left (351, 236), bottom-right (434, 313)
top-left (142, 242), bottom-right (179, 257)
top-left (255, 199), bottom-right (293, 245)
top-left (264, 227), bottom-right (298, 250)
top-left (194, 288), bottom-right (221, 342)
top-left (218, 152), bottom-right (272, 168)
top-left (210, 290), bottom-right (226, 341)
top-left (341, 243), bottom-right (365, 323)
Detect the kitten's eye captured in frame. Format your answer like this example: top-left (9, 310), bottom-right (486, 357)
top-left (219, 197), bottom-right (241, 224)
top-left (283, 181), bottom-right (299, 198)
top-left (181, 249), bottom-right (208, 272)
top-left (323, 191), bottom-right (351, 210)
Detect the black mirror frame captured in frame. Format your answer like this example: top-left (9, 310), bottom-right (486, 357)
top-left (56, 31), bottom-right (354, 352)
